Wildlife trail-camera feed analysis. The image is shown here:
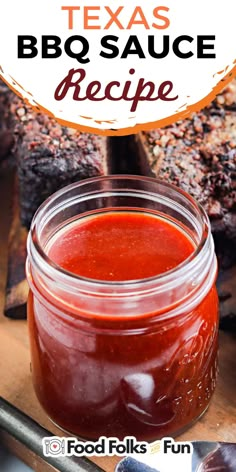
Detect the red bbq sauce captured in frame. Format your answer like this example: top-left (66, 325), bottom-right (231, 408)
top-left (28, 211), bottom-right (218, 440)
top-left (48, 212), bottom-right (195, 281)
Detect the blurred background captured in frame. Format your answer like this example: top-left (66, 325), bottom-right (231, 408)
top-left (0, 445), bottom-right (32, 472)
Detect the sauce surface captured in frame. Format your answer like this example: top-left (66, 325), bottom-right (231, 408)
top-left (48, 212), bottom-right (195, 280)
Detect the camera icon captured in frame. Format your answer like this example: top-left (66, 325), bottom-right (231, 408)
top-left (42, 437), bottom-right (66, 456)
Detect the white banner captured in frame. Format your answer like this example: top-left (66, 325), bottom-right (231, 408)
top-left (0, 0), bottom-right (235, 134)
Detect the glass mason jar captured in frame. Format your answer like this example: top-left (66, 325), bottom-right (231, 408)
top-left (26, 175), bottom-right (219, 441)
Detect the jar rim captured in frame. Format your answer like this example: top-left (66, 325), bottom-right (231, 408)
top-left (28, 175), bottom-right (212, 294)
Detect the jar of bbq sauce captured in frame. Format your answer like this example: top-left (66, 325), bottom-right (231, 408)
top-left (26, 176), bottom-right (219, 441)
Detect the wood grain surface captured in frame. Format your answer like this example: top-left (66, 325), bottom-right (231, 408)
top-left (0, 170), bottom-right (235, 471)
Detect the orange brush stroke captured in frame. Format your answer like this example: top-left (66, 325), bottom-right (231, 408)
top-left (0, 64), bottom-right (236, 137)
